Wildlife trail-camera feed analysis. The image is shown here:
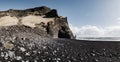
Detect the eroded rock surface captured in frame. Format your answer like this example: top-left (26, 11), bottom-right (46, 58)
top-left (0, 6), bottom-right (74, 39)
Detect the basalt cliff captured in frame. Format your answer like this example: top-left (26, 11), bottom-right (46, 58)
top-left (0, 6), bottom-right (74, 39)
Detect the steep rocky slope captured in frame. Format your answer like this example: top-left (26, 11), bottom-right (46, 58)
top-left (0, 6), bottom-right (74, 39)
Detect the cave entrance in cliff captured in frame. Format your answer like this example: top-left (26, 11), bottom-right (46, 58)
top-left (58, 26), bottom-right (70, 39)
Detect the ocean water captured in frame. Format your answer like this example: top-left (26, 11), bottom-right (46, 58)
top-left (78, 37), bottom-right (120, 41)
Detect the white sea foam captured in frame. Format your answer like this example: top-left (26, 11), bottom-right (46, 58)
top-left (78, 37), bottom-right (120, 41)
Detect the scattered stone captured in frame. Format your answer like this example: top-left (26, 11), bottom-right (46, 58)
top-left (8, 51), bottom-right (15, 58)
top-left (20, 47), bottom-right (26, 52)
top-left (4, 41), bottom-right (14, 50)
top-left (25, 52), bottom-right (30, 56)
top-left (16, 56), bottom-right (22, 60)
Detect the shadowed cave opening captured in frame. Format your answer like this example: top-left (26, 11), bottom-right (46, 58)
top-left (58, 26), bottom-right (70, 39)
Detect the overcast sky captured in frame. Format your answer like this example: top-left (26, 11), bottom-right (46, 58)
top-left (0, 0), bottom-right (120, 37)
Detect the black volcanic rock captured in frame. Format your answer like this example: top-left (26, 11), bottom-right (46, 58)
top-left (45, 9), bottom-right (58, 17)
top-left (0, 25), bottom-right (48, 37)
top-left (26, 6), bottom-right (51, 16)
top-left (45, 17), bottom-right (74, 39)
top-left (5, 6), bottom-right (51, 17)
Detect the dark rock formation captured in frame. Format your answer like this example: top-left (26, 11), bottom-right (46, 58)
top-left (0, 25), bottom-right (48, 37)
top-left (0, 6), bottom-right (74, 39)
top-left (0, 6), bottom-right (51, 17)
top-left (45, 9), bottom-right (58, 17)
top-left (45, 17), bottom-right (74, 39)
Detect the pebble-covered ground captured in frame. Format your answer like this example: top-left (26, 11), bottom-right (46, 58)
top-left (0, 25), bottom-right (120, 62)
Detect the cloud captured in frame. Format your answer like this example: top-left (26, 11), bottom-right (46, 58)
top-left (105, 26), bottom-right (120, 36)
top-left (115, 17), bottom-right (120, 25)
top-left (70, 24), bottom-right (120, 39)
top-left (117, 17), bottom-right (120, 21)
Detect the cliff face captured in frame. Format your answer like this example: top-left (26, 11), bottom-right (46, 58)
top-left (0, 6), bottom-right (74, 39)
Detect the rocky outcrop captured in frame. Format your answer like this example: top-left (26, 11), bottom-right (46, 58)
top-left (0, 6), bottom-right (74, 39)
top-left (0, 6), bottom-right (52, 17)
